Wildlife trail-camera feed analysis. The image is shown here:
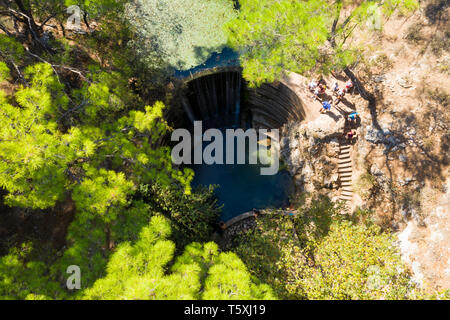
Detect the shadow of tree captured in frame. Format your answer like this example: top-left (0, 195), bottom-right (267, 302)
top-left (337, 97), bottom-right (356, 109)
top-left (425, 0), bottom-right (449, 25)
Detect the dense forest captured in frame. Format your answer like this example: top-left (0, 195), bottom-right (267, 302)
top-left (0, 0), bottom-right (448, 300)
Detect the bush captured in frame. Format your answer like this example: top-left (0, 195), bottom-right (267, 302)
top-left (354, 172), bottom-right (378, 200)
top-left (430, 32), bottom-right (450, 57)
top-left (405, 23), bottom-right (424, 44)
top-left (232, 197), bottom-right (417, 300)
top-left (282, 221), bottom-right (416, 300)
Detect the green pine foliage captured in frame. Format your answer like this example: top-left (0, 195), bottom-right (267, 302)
top-left (226, 0), bottom-right (330, 85)
top-left (0, 33), bottom-right (25, 62)
top-left (83, 216), bottom-right (275, 300)
top-left (138, 183), bottom-right (220, 247)
top-left (1, 207), bottom-right (274, 300)
top-left (0, 243), bottom-right (65, 300)
top-left (0, 61), bottom-right (192, 211)
top-left (0, 61), bottom-right (10, 81)
top-left (225, 0), bottom-right (419, 86)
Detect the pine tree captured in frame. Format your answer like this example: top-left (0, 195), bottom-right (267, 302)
top-left (0, 62), bottom-right (192, 212)
top-left (225, 0), bottom-right (418, 88)
top-left (83, 216), bottom-right (276, 300)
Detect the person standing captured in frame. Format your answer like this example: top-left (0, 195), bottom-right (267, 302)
top-left (345, 79), bottom-right (353, 92)
top-left (335, 88), bottom-right (345, 105)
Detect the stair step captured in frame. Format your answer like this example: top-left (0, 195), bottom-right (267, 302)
top-left (340, 145), bottom-right (351, 150)
top-left (341, 183), bottom-right (353, 187)
top-left (341, 190), bottom-right (353, 196)
top-left (338, 163), bottom-right (352, 169)
top-left (342, 187), bottom-right (353, 192)
top-left (338, 158), bottom-right (352, 164)
top-left (340, 172), bottom-right (352, 177)
top-left (338, 168), bottom-right (353, 173)
top-left (338, 153), bottom-right (351, 158)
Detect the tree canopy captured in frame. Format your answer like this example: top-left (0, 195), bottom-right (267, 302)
top-left (225, 0), bottom-right (419, 86)
top-left (0, 213), bottom-right (275, 300)
top-left (83, 215), bottom-right (275, 300)
top-left (233, 197), bottom-right (417, 299)
top-left (0, 60), bottom-right (192, 212)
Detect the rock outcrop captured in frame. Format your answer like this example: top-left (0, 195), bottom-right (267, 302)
top-left (280, 114), bottom-right (345, 195)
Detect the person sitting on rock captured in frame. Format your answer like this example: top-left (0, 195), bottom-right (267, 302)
top-left (347, 111), bottom-right (358, 124)
top-left (345, 129), bottom-right (357, 141)
top-left (321, 100), bottom-right (332, 113)
top-left (308, 80), bottom-right (318, 92)
top-left (332, 82), bottom-right (339, 95)
top-left (335, 88), bottom-right (345, 105)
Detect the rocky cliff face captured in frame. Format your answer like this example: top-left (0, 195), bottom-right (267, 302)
top-left (280, 114), bottom-right (345, 195)
top-left (247, 81), bottom-right (306, 129)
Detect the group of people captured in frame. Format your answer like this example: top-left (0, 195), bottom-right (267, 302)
top-left (308, 78), bottom-right (353, 113)
top-left (344, 111), bottom-right (358, 142)
top-left (308, 77), bottom-right (359, 142)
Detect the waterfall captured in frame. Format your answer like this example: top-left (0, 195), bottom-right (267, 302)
top-left (234, 72), bottom-right (241, 127)
top-left (182, 69), bottom-right (305, 131)
top-left (185, 70), bottom-right (242, 128)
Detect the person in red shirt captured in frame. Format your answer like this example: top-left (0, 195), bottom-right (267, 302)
top-left (345, 129), bottom-right (357, 141)
top-left (345, 80), bottom-right (353, 92)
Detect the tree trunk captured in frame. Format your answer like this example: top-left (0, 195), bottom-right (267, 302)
top-left (343, 67), bottom-right (374, 103)
top-left (343, 67), bottom-right (381, 130)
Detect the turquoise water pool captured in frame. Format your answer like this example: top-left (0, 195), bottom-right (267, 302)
top-left (191, 142), bottom-right (293, 222)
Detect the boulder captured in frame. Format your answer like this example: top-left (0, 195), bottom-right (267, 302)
top-left (306, 113), bottom-right (345, 140)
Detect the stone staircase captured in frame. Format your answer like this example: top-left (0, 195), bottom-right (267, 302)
top-left (338, 142), bottom-right (353, 202)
